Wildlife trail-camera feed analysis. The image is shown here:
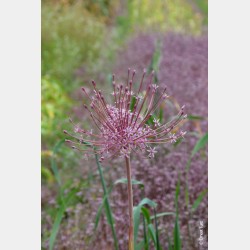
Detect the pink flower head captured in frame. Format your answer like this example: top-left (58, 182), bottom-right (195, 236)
top-left (64, 69), bottom-right (187, 161)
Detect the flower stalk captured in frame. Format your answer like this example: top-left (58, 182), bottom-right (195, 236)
top-left (125, 156), bottom-right (134, 250)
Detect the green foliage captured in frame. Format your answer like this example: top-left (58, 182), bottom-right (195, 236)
top-left (133, 198), bottom-right (175, 250)
top-left (174, 178), bottom-right (182, 250)
top-left (191, 132), bottom-right (208, 158)
top-left (116, 0), bottom-right (205, 38)
top-left (42, 2), bottom-right (106, 85)
top-left (48, 140), bottom-right (81, 250)
top-left (41, 76), bottom-right (71, 145)
top-left (49, 183), bottom-right (81, 250)
top-left (94, 175), bottom-right (145, 250)
top-left (41, 166), bottom-right (54, 183)
top-left (94, 172), bottom-right (176, 250)
top-left (173, 216), bottom-right (181, 250)
top-left (186, 132), bottom-right (208, 174)
top-left (185, 133), bottom-right (208, 212)
top-left (134, 198), bottom-right (157, 246)
top-left (50, 140), bottom-right (65, 187)
top-left (150, 212), bottom-right (175, 220)
top-left (193, 0), bottom-right (208, 25)
top-left (49, 202), bottom-right (66, 250)
top-left (191, 189), bottom-right (208, 213)
top-left (94, 177), bottom-right (145, 229)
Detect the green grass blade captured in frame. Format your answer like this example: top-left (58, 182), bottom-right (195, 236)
top-left (94, 201), bottom-right (105, 230)
top-left (114, 178), bottom-right (144, 189)
top-left (139, 198), bottom-right (157, 208)
top-left (147, 39), bottom-right (162, 80)
top-left (191, 132), bottom-right (208, 158)
top-left (48, 140), bottom-right (67, 250)
top-left (150, 212), bottom-right (175, 220)
top-left (94, 178), bottom-right (145, 231)
top-left (94, 153), bottom-right (119, 250)
top-left (175, 177), bottom-right (180, 212)
top-left (49, 184), bottom-right (78, 250)
top-left (135, 240), bottom-right (145, 250)
top-left (159, 106), bottom-right (163, 123)
top-left (173, 215), bottom-right (181, 250)
top-left (134, 198), bottom-right (157, 246)
top-left (130, 95), bottom-right (137, 111)
top-left (134, 205), bottom-right (142, 246)
top-left (50, 139), bottom-right (64, 187)
top-left (141, 206), bottom-right (151, 224)
top-left (186, 132), bottom-right (208, 172)
top-left (49, 205), bottom-right (65, 250)
top-left (153, 208), bottom-right (161, 250)
top-left (191, 189), bottom-right (208, 213)
top-left (141, 208), bottom-right (149, 250)
top-left (148, 223), bottom-right (157, 247)
top-left (185, 133), bottom-right (208, 207)
top-left (174, 179), bottom-right (182, 250)
top-left (187, 114), bottom-right (205, 121)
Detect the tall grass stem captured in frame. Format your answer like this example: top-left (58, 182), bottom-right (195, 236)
top-left (125, 156), bottom-right (134, 250)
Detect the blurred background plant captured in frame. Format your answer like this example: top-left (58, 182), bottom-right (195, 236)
top-left (41, 0), bottom-right (208, 249)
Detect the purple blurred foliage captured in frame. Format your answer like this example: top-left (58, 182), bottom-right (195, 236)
top-left (42, 32), bottom-right (208, 250)
top-left (114, 32), bottom-right (207, 125)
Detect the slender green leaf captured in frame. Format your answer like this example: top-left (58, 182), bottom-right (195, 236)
top-left (175, 177), bottom-right (180, 211)
top-left (141, 207), bottom-right (151, 224)
top-left (150, 212), bottom-right (175, 220)
top-left (50, 139), bottom-right (64, 187)
top-left (147, 39), bottom-right (162, 80)
top-left (141, 207), bottom-right (149, 250)
top-left (185, 133), bottom-right (208, 207)
top-left (95, 178), bottom-right (145, 231)
top-left (186, 132), bottom-right (208, 172)
top-left (49, 205), bottom-right (65, 250)
top-left (174, 180), bottom-right (182, 250)
top-left (191, 189), bottom-right (208, 213)
top-left (187, 115), bottom-right (205, 120)
top-left (49, 140), bottom-right (67, 250)
top-left (135, 240), bottom-right (145, 250)
top-left (94, 153), bottom-right (119, 250)
top-left (191, 132), bottom-right (208, 158)
top-left (133, 198), bottom-right (157, 245)
top-left (148, 223), bottom-right (157, 246)
top-left (114, 178), bottom-right (144, 189)
top-left (159, 106), bottom-right (163, 123)
top-left (94, 201), bottom-right (105, 230)
top-left (153, 208), bottom-right (161, 250)
top-left (130, 95), bottom-right (137, 111)
top-left (49, 183), bottom-right (77, 250)
top-left (173, 215), bottom-right (181, 250)
top-left (139, 198), bottom-right (157, 208)
top-left (133, 205), bottom-right (141, 244)
top-left (146, 113), bottom-right (157, 126)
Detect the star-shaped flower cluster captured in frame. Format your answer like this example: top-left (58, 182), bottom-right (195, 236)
top-left (64, 69), bottom-right (187, 161)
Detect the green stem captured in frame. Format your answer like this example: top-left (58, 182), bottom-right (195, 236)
top-left (125, 156), bottom-right (134, 250)
top-left (95, 153), bottom-right (119, 250)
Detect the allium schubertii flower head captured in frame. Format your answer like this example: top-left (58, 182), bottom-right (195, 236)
top-left (64, 69), bottom-right (187, 161)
